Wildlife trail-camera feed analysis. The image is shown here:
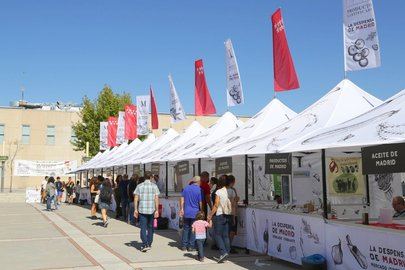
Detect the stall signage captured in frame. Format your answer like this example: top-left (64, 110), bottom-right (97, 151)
top-left (215, 157), bottom-right (233, 174)
top-left (327, 157), bottom-right (364, 197)
top-left (265, 153), bottom-right (292, 174)
top-left (362, 143), bottom-right (405, 174)
top-left (133, 164), bottom-right (141, 175)
top-left (176, 161), bottom-right (189, 175)
top-left (151, 163), bottom-right (160, 175)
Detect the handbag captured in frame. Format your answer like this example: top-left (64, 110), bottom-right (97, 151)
top-left (94, 194), bottom-right (100, 204)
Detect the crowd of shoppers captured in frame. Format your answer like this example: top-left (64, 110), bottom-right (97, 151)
top-left (40, 170), bottom-right (241, 263)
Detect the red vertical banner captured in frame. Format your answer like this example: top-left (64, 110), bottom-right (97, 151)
top-left (195, 59), bottom-right (216, 115)
top-left (271, 8), bottom-right (300, 92)
top-left (124, 104), bottom-right (137, 140)
top-left (107, 116), bottom-right (118, 147)
top-left (150, 87), bottom-right (159, 130)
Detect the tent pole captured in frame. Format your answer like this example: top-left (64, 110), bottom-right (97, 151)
top-left (112, 167), bottom-right (115, 181)
top-left (143, 164), bottom-right (146, 174)
top-left (365, 174), bottom-right (370, 206)
top-left (192, 164), bottom-right (196, 176)
top-left (244, 155), bottom-right (249, 205)
top-left (86, 170), bottom-right (89, 187)
top-left (165, 161), bottom-right (169, 197)
top-left (251, 160), bottom-right (255, 197)
top-left (93, 169), bottom-right (95, 177)
top-left (125, 165), bottom-right (128, 175)
top-left (321, 149), bottom-right (328, 219)
top-left (198, 158), bottom-right (201, 175)
top-left (101, 168), bottom-right (103, 177)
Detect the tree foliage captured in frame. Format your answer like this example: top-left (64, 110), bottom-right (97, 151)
top-left (72, 85), bottom-right (131, 156)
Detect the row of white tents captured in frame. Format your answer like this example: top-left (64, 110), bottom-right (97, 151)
top-left (75, 79), bottom-right (405, 181)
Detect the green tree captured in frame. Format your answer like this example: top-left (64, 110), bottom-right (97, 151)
top-left (72, 85), bottom-right (131, 156)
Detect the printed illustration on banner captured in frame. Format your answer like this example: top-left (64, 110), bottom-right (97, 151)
top-left (327, 157), bottom-right (364, 196)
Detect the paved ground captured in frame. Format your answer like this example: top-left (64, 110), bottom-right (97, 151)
top-left (0, 203), bottom-right (300, 270)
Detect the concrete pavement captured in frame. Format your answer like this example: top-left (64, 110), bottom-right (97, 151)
top-left (0, 203), bottom-right (300, 270)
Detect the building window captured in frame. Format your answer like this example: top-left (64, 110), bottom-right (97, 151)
top-left (21, 125), bottom-right (30, 144)
top-left (46, 125), bottom-right (56, 145)
top-left (70, 128), bottom-right (77, 143)
top-left (0, 124), bottom-right (4, 144)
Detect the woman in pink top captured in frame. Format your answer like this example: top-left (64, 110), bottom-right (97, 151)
top-left (192, 211), bottom-right (212, 262)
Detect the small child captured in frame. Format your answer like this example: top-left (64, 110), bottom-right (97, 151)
top-left (192, 211), bottom-right (212, 262)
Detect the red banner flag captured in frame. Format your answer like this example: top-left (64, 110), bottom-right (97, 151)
top-left (124, 104), bottom-right (137, 140)
top-left (195, 59), bottom-right (216, 115)
top-left (150, 86), bottom-right (159, 130)
top-left (107, 116), bottom-right (118, 147)
top-left (271, 8), bottom-right (300, 92)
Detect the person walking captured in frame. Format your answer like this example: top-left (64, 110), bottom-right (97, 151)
top-left (226, 175), bottom-right (239, 254)
top-left (192, 211), bottom-right (212, 262)
top-left (179, 176), bottom-right (202, 251)
top-left (89, 177), bottom-right (99, 219)
top-left (41, 176), bottom-right (49, 204)
top-left (114, 175), bottom-right (122, 219)
top-left (208, 175), bottom-right (232, 263)
top-left (133, 172), bottom-right (160, 252)
top-left (200, 172), bottom-right (212, 216)
top-left (66, 177), bottom-right (75, 205)
top-left (74, 180), bottom-right (81, 204)
top-left (45, 177), bottom-right (57, 211)
top-left (119, 174), bottom-right (130, 222)
top-left (55, 177), bottom-right (63, 205)
top-left (98, 177), bottom-right (113, 227)
top-left (127, 174), bottom-right (138, 224)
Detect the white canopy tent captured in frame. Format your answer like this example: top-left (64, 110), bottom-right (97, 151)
top-left (141, 121), bottom-right (205, 163)
top-left (182, 98), bottom-right (297, 159)
top-left (77, 148), bottom-right (111, 171)
top-left (212, 79), bottom-right (382, 157)
top-left (113, 133), bottom-right (156, 166)
top-left (93, 142), bottom-right (129, 169)
top-left (128, 128), bottom-right (179, 164)
top-left (164, 111), bottom-right (244, 162)
top-left (280, 89), bottom-right (405, 152)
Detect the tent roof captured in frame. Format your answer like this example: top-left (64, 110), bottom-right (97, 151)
top-left (141, 121), bottom-right (205, 163)
top-left (78, 148), bottom-right (111, 171)
top-left (94, 142), bottom-right (129, 168)
top-left (166, 111), bottom-right (243, 161)
top-left (184, 98), bottom-right (297, 159)
top-left (117, 133), bottom-right (157, 166)
top-left (280, 89), bottom-right (405, 152)
top-left (129, 128), bottom-right (179, 164)
top-left (213, 79), bottom-right (382, 157)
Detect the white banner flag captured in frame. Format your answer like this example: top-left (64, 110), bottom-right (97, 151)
top-left (116, 111), bottom-right (126, 145)
top-left (99, 122), bottom-right (108, 150)
top-left (343, 0), bottom-right (381, 71)
top-left (136, 95), bottom-right (150, 135)
top-left (225, 39), bottom-right (244, 107)
top-left (14, 160), bottom-right (78, 176)
top-left (169, 74), bottom-right (186, 123)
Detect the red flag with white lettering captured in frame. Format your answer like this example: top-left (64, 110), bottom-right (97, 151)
top-left (150, 87), bottom-right (159, 130)
top-left (124, 104), bottom-right (137, 140)
top-left (271, 8), bottom-right (300, 91)
top-left (195, 59), bottom-right (216, 115)
top-left (107, 116), bottom-right (118, 147)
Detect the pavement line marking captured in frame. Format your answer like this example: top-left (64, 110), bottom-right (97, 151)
top-left (30, 205), bottom-right (101, 268)
top-left (0, 213), bottom-right (41, 216)
top-left (51, 208), bottom-right (135, 270)
top-left (0, 236), bottom-right (68, 242)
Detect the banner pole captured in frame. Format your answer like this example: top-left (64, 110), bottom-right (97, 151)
top-left (321, 149), bottom-right (328, 219)
top-left (198, 158), bottom-right (201, 175)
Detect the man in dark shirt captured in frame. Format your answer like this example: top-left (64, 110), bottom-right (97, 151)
top-left (200, 171), bottom-right (212, 216)
top-left (119, 174), bottom-right (130, 221)
top-left (392, 196), bottom-right (405, 218)
top-left (127, 174), bottom-right (139, 224)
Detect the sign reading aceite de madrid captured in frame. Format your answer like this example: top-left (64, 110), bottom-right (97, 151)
top-left (362, 143), bottom-right (405, 174)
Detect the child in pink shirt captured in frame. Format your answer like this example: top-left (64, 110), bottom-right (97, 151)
top-left (192, 211), bottom-right (212, 262)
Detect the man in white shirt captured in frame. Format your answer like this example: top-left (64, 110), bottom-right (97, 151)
top-left (41, 176), bottom-right (49, 204)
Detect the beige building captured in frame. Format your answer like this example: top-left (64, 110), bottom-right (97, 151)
top-left (0, 105), bottom-right (249, 190)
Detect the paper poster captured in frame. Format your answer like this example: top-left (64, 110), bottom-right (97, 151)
top-left (327, 157), bottom-right (365, 196)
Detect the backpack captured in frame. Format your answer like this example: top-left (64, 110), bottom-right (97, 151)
top-left (99, 185), bottom-right (112, 204)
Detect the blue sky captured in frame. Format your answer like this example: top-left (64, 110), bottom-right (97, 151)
top-left (1, 0), bottom-right (404, 117)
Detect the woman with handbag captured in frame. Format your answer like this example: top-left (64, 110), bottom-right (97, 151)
top-left (98, 177), bottom-right (113, 227)
top-left (207, 175), bottom-right (232, 263)
top-left (90, 176), bottom-right (99, 219)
